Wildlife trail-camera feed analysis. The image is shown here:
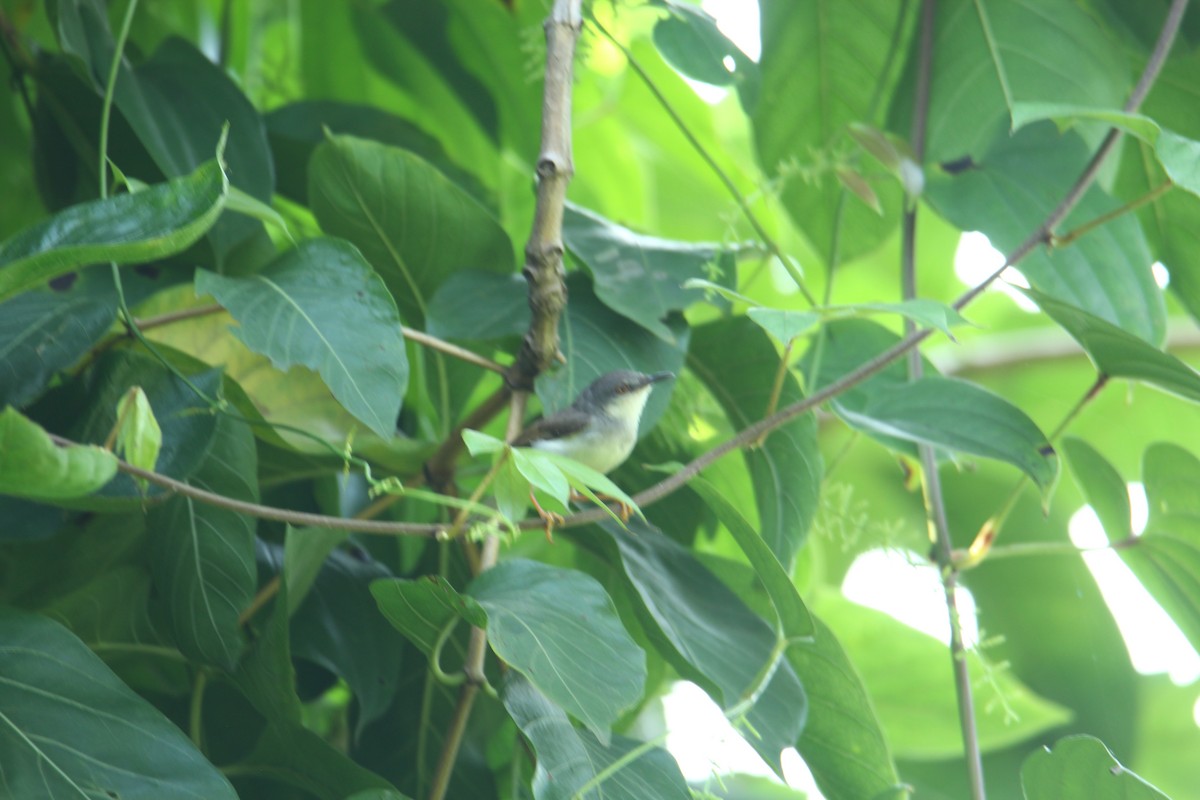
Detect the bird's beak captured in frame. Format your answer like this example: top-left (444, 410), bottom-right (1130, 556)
top-left (646, 371), bottom-right (674, 385)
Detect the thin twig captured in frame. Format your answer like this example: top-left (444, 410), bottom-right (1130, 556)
top-left (1052, 181), bottom-right (1174, 248)
top-left (48, 433), bottom-right (441, 536)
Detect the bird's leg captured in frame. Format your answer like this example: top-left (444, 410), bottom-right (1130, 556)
top-left (569, 490), bottom-right (632, 523)
top-left (529, 490), bottom-right (564, 542)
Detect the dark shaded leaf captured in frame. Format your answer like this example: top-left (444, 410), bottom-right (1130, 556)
top-left (372, 575), bottom-right (486, 656)
top-left (147, 415), bottom-right (257, 670)
top-left (502, 673), bottom-right (690, 800)
top-left (602, 519), bottom-right (806, 774)
top-left (1061, 437), bottom-right (1133, 541)
top-left (652, 0), bottom-right (759, 104)
top-left (691, 317), bottom-right (821, 565)
top-left (426, 270), bottom-right (529, 340)
top-left (468, 558), bottom-right (646, 743)
top-left (0, 607), bottom-right (237, 799)
top-left (563, 201), bottom-right (737, 343)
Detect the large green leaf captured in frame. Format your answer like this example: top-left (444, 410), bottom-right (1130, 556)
top-left (788, 616), bottom-right (900, 800)
top-left (138, 289), bottom-right (433, 472)
top-left (467, 558), bottom-right (646, 744)
top-left (283, 526), bottom-right (349, 616)
top-left (1022, 735), bottom-right (1169, 800)
top-left (147, 415), bottom-right (257, 670)
top-left (0, 608), bottom-right (237, 799)
top-left (688, 477), bottom-right (814, 641)
top-left (601, 520), bottom-right (806, 774)
top-left (1024, 288), bottom-right (1200, 404)
top-left (371, 575), bottom-right (486, 657)
top-left (562, 202), bottom-right (737, 342)
top-left (197, 237), bottom-right (408, 439)
top-left (234, 722), bottom-right (405, 800)
top-left (308, 133), bottom-right (514, 325)
top-left (890, 0), bottom-right (1128, 162)
top-left (752, 0), bottom-right (907, 264)
top-left (0, 407), bottom-right (116, 501)
top-left (1118, 443), bottom-right (1200, 654)
top-left (690, 317), bottom-right (821, 565)
top-left (1011, 103), bottom-right (1200, 199)
top-left (815, 593), bottom-right (1071, 760)
top-left (0, 156), bottom-right (227, 303)
top-left (837, 375), bottom-right (1058, 492)
top-left (265, 100), bottom-right (487, 205)
top-left (233, 577), bottom-right (303, 725)
top-left (925, 123), bottom-right (1166, 344)
top-left (425, 270), bottom-right (528, 341)
top-left (501, 673), bottom-right (690, 800)
top-left (536, 274), bottom-right (688, 437)
top-left (286, 545), bottom-right (404, 740)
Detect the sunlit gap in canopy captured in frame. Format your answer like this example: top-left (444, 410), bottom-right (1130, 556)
top-left (954, 231), bottom-right (1038, 312)
top-left (660, 681), bottom-right (827, 797)
top-left (678, 1), bottom-right (761, 104)
top-left (1069, 484), bottom-right (1200, 686)
top-left (842, 548), bottom-right (980, 647)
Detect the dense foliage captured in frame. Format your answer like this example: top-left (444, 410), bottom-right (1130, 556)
top-left (2, 1), bottom-right (1200, 799)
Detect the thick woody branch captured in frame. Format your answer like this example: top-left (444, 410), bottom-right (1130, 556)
top-left (507, 2), bottom-right (581, 391)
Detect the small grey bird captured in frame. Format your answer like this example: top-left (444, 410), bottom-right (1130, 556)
top-left (514, 370), bottom-right (674, 474)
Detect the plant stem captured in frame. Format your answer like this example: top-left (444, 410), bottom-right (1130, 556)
top-left (902, 2), bottom-right (987, 796)
top-left (590, 17), bottom-right (818, 308)
top-left (1052, 181), bottom-right (1174, 248)
top-left (190, 668), bottom-right (209, 751)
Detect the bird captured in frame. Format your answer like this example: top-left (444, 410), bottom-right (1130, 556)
top-left (513, 369), bottom-right (673, 534)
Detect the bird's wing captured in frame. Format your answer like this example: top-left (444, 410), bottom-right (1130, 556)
top-left (512, 408), bottom-right (592, 446)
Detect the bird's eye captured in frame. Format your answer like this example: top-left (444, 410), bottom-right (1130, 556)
top-left (616, 383), bottom-right (630, 394)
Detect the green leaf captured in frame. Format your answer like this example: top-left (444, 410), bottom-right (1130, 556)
top-left (691, 317), bottom-right (822, 565)
top-left (196, 237), bottom-right (408, 439)
top-left (287, 545), bottom-right (403, 739)
top-left (468, 558), bottom-right (646, 743)
top-left (1118, 443), bottom-right (1200, 654)
top-left (426, 271), bottom-right (529, 340)
top-left (837, 375), bottom-right (1058, 492)
top-left (849, 299), bottom-right (972, 340)
top-left (752, 0), bottom-right (906, 264)
top-left (462, 428), bottom-right (506, 455)
top-left (1061, 437), bottom-right (1133, 541)
top-left (233, 576), bottom-right (303, 725)
top-left (815, 593), bottom-right (1072, 760)
top-left (501, 673), bottom-right (691, 800)
top-left (745, 308), bottom-right (821, 346)
top-left (147, 415), bottom-right (258, 670)
top-left (371, 575), bottom-right (486, 656)
top-left (536, 274), bottom-right (689, 438)
top-left (602, 520), bottom-right (806, 774)
top-left (892, 0), bottom-right (1128, 163)
top-left (688, 477), bottom-right (814, 641)
top-left (308, 133), bottom-right (514, 326)
top-left (788, 616), bottom-right (900, 800)
top-left (113, 386), bottom-right (162, 481)
top-left (1021, 735), bottom-right (1169, 800)
top-left (283, 526), bottom-right (349, 616)
top-left (532, 449), bottom-right (642, 522)
top-left (511, 447), bottom-right (571, 509)
top-left (1011, 102), bottom-right (1200, 198)
top-left (562, 202), bottom-right (737, 343)
top-left (265, 100), bottom-right (489, 205)
top-left (0, 406), bottom-right (116, 500)
top-left (651, 0), bottom-right (758, 98)
top-left (1024, 288), bottom-right (1200, 403)
top-left (236, 721), bottom-right (404, 800)
top-left (925, 123), bottom-right (1165, 344)
top-left (0, 156), bottom-right (227, 303)
top-left (493, 455), bottom-right (530, 525)
top-left (0, 607), bottom-right (237, 799)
